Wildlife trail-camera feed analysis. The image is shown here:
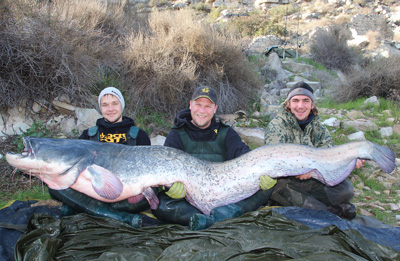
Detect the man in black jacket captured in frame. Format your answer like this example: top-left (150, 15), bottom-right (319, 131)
top-left (49, 87), bottom-right (151, 227)
top-left (152, 86), bottom-right (277, 230)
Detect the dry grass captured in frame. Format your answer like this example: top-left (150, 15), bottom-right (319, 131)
top-left (1, 1), bottom-right (261, 119)
top-left (335, 55), bottom-right (400, 102)
top-left (121, 9), bottom-right (262, 116)
top-left (309, 25), bottom-right (358, 72)
top-left (365, 30), bottom-right (381, 50)
top-left (0, 0), bottom-right (133, 111)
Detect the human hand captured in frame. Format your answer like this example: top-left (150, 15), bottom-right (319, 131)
top-left (355, 159), bottom-right (365, 169)
top-left (260, 175), bottom-right (277, 190)
top-left (165, 182), bottom-right (186, 199)
top-left (295, 173), bottom-right (312, 180)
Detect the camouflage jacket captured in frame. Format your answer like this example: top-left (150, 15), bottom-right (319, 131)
top-left (264, 109), bottom-right (333, 148)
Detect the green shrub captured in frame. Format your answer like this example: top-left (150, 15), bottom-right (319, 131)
top-left (12, 120), bottom-right (55, 152)
top-left (268, 4), bottom-right (299, 20)
top-left (228, 14), bottom-right (285, 38)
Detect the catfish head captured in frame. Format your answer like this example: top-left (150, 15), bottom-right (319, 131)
top-left (6, 137), bottom-right (96, 190)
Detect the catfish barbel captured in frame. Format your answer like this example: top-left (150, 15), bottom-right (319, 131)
top-left (6, 137), bottom-right (396, 214)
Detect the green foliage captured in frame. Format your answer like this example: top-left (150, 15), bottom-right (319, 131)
top-left (228, 14), bottom-right (285, 38)
top-left (207, 6), bottom-right (225, 22)
top-left (134, 107), bottom-right (173, 135)
top-left (149, 0), bottom-right (169, 8)
top-left (192, 2), bottom-right (211, 12)
top-left (296, 57), bottom-right (329, 71)
top-left (71, 128), bottom-right (80, 137)
top-left (93, 69), bottom-right (122, 95)
top-left (0, 185), bottom-right (51, 209)
top-left (12, 121), bottom-right (54, 152)
top-left (268, 4), bottom-right (299, 20)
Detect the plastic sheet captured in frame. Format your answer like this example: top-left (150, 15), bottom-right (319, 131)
top-left (0, 200), bottom-right (60, 261)
top-left (11, 206), bottom-right (400, 260)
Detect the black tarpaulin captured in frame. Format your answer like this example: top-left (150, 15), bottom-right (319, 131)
top-left (8, 205), bottom-right (400, 260)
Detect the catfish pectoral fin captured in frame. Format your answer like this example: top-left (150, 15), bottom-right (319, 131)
top-left (87, 165), bottom-right (123, 200)
top-left (142, 187), bottom-right (159, 210)
top-left (128, 194), bottom-right (144, 204)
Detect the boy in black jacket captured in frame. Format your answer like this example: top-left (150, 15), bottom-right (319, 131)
top-left (49, 87), bottom-right (151, 227)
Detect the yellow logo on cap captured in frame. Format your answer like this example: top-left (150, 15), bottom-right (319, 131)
top-left (214, 129), bottom-right (218, 134)
top-left (201, 87), bottom-right (210, 94)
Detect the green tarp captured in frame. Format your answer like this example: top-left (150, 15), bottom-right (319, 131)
top-left (14, 209), bottom-right (400, 260)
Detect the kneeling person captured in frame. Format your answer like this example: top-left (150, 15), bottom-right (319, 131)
top-left (152, 86), bottom-right (276, 230)
top-left (49, 87), bottom-right (151, 227)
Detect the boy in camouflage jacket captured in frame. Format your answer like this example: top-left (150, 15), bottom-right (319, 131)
top-left (264, 82), bottom-right (364, 219)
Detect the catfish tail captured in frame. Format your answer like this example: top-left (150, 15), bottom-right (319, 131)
top-left (370, 143), bottom-right (396, 173)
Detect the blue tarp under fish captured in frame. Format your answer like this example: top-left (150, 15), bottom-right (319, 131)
top-left (1, 200), bottom-right (399, 260)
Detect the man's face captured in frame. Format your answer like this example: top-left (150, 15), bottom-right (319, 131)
top-left (100, 94), bottom-right (123, 123)
top-left (288, 95), bottom-right (314, 121)
top-left (190, 97), bottom-right (217, 129)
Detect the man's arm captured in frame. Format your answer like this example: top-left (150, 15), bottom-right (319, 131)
top-left (264, 119), bottom-right (288, 145)
top-left (79, 129), bottom-right (89, 140)
top-left (224, 128), bottom-right (250, 160)
top-left (136, 129), bottom-right (151, 145)
top-left (163, 129), bottom-right (185, 150)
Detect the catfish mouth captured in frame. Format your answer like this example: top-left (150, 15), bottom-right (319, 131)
top-left (8, 137), bottom-right (34, 159)
top-left (21, 137), bottom-right (34, 158)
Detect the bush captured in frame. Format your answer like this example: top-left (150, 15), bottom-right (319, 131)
top-left (309, 25), bottom-right (358, 72)
top-left (120, 9), bottom-right (263, 116)
top-left (1, 1), bottom-right (262, 120)
top-left (335, 55), bottom-right (400, 102)
top-left (0, 0), bottom-right (135, 111)
top-left (227, 14), bottom-right (285, 38)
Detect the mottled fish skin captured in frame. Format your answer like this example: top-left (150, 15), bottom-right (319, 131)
top-left (6, 137), bottom-right (396, 214)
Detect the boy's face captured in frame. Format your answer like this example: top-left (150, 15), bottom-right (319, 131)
top-left (288, 95), bottom-right (314, 121)
top-left (100, 94), bottom-right (123, 123)
top-left (189, 97), bottom-right (217, 129)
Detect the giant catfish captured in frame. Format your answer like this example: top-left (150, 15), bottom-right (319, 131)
top-left (6, 137), bottom-right (396, 214)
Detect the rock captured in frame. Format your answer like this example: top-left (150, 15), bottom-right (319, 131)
top-left (364, 96), bottom-right (380, 106)
top-left (359, 208), bottom-right (375, 217)
top-left (151, 135), bottom-right (166, 146)
top-left (75, 108), bottom-right (101, 133)
top-left (379, 127), bottom-right (393, 138)
top-left (346, 110), bottom-right (365, 120)
top-left (392, 124), bottom-right (400, 135)
top-left (260, 104), bottom-right (280, 119)
top-left (342, 119), bottom-right (378, 131)
top-left (59, 118), bottom-right (77, 136)
top-left (32, 102), bottom-right (42, 113)
top-left (389, 203), bottom-right (400, 211)
top-left (53, 100), bottom-right (76, 115)
top-left (348, 131), bottom-right (366, 141)
top-left (382, 110), bottom-right (392, 117)
top-left (322, 117), bottom-right (340, 128)
top-left (251, 111), bottom-right (261, 118)
top-left (234, 127), bottom-right (265, 147)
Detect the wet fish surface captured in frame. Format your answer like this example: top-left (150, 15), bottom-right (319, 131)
top-left (6, 137), bottom-right (396, 214)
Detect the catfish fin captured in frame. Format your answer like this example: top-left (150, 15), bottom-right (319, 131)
top-left (370, 143), bottom-right (396, 173)
top-left (87, 165), bottom-right (123, 200)
top-left (142, 188), bottom-right (159, 210)
top-left (128, 194), bottom-right (144, 204)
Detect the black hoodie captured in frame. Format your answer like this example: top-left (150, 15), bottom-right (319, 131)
top-left (80, 116), bottom-right (150, 145)
top-left (164, 109), bottom-right (250, 160)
